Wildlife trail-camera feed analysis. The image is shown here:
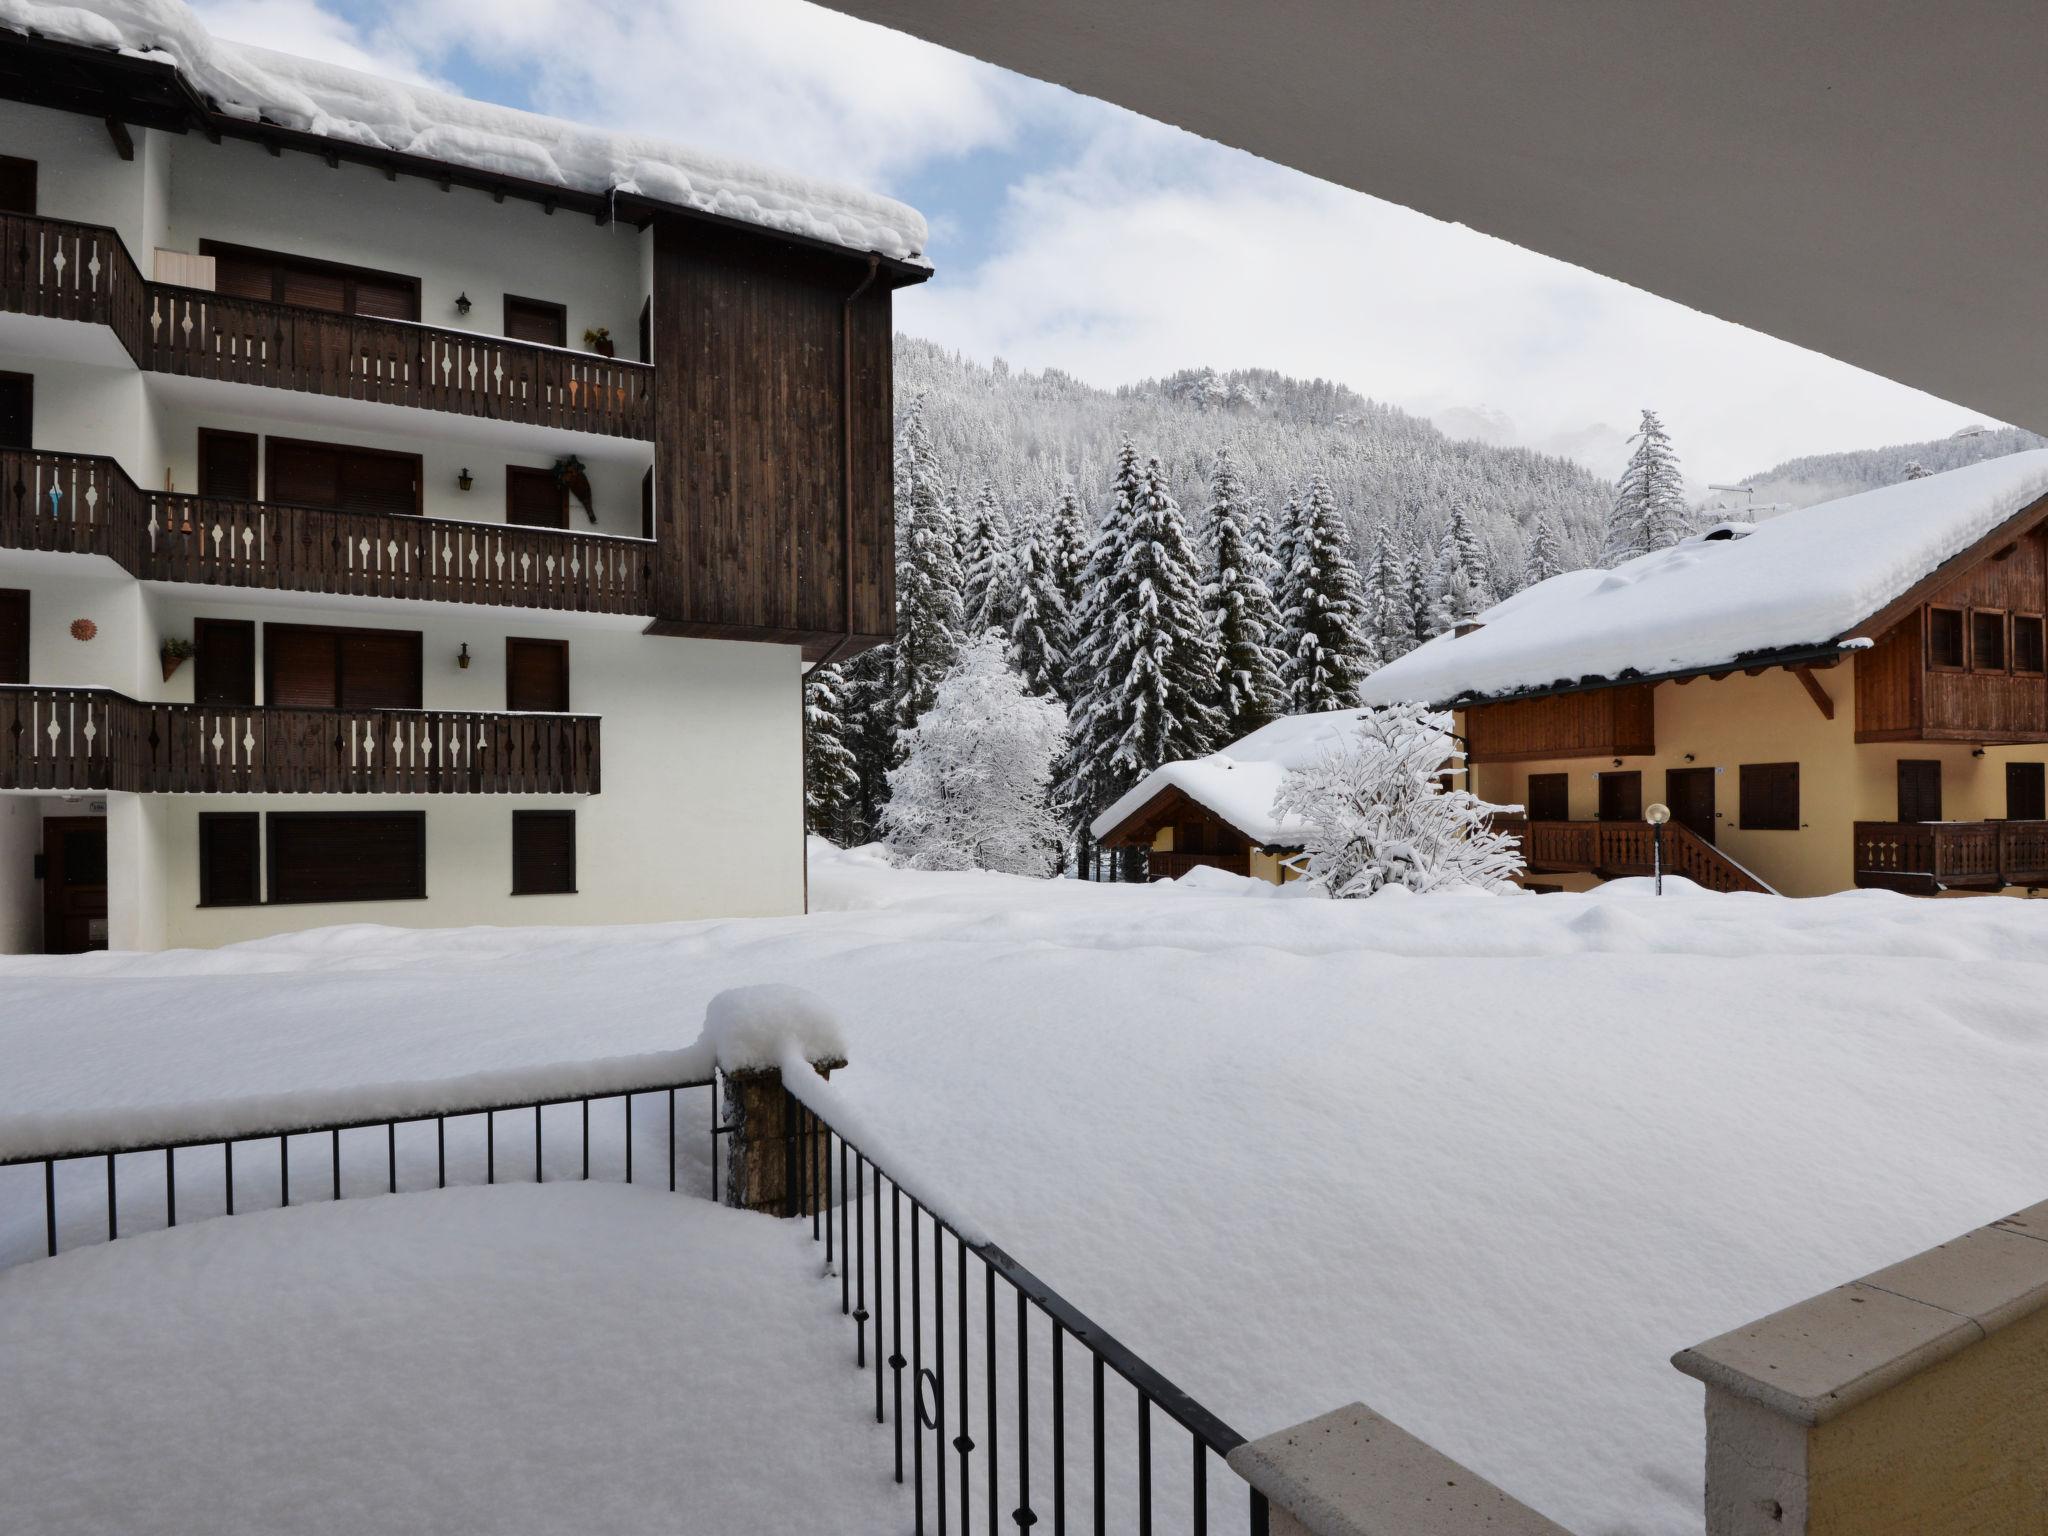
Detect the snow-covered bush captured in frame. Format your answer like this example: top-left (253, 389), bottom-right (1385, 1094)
top-left (882, 634), bottom-right (1069, 876)
top-left (1272, 702), bottom-right (1523, 896)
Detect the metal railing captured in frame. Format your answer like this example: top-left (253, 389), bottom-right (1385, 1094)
top-left (778, 1088), bottom-right (1267, 1536)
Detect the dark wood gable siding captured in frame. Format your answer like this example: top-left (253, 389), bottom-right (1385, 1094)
top-left (1463, 683), bottom-right (1655, 764)
top-left (646, 218), bottom-right (893, 658)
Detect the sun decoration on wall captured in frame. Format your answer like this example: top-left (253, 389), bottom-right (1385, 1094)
top-left (69, 619), bottom-right (97, 642)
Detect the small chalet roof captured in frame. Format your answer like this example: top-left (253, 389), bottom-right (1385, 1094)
top-left (0, 0), bottom-right (930, 267)
top-left (1090, 709), bottom-right (1369, 846)
top-left (1363, 450), bottom-right (2048, 708)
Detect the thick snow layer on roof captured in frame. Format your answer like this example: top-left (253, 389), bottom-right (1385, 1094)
top-left (0, 0), bottom-right (929, 264)
top-left (1089, 707), bottom-right (1368, 843)
top-left (1363, 450), bottom-right (2048, 706)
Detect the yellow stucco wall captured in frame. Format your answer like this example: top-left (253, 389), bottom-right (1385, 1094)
top-left (1465, 663), bottom-right (2048, 897)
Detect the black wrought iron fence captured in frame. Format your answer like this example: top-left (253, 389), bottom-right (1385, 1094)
top-left (777, 1085), bottom-right (1268, 1536)
top-left (0, 1071), bottom-right (722, 1268)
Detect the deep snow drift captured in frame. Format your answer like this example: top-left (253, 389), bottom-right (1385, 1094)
top-left (4, 847), bottom-right (2047, 1534)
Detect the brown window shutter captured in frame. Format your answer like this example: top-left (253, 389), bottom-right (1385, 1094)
top-left (212, 251), bottom-right (274, 301)
top-left (267, 440), bottom-right (342, 508)
top-left (194, 619), bottom-right (256, 707)
top-left (512, 811), bottom-right (576, 895)
top-left (1897, 760), bottom-right (1942, 824)
top-left (265, 627), bottom-right (341, 709)
top-left (0, 155), bottom-right (36, 215)
top-left (340, 450), bottom-right (420, 517)
top-left (352, 276), bottom-right (419, 322)
top-left (198, 813), bottom-right (261, 907)
top-left (2010, 763), bottom-right (2047, 822)
top-left (269, 813), bottom-right (425, 904)
top-left (1740, 763), bottom-right (1800, 830)
top-left (504, 296), bottom-right (567, 347)
top-left (506, 638), bottom-right (569, 713)
top-left (197, 431), bottom-right (258, 500)
top-left (279, 265), bottom-right (348, 314)
top-left (1526, 773), bottom-right (1569, 821)
top-left (1597, 771), bottom-right (1642, 822)
top-left (506, 465), bottom-right (568, 528)
top-left (338, 630), bottom-right (422, 710)
top-left (0, 588), bottom-right (28, 685)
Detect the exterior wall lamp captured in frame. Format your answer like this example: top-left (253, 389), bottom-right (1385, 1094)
top-left (457, 643), bottom-right (471, 671)
top-left (457, 468), bottom-right (473, 492)
top-left (454, 291), bottom-right (472, 316)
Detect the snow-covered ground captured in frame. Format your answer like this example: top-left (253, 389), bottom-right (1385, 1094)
top-left (5, 847), bottom-right (2048, 1535)
top-left (0, 1183), bottom-right (904, 1536)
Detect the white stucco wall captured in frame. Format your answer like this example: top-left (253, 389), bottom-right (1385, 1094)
top-left (0, 100), bottom-right (151, 251)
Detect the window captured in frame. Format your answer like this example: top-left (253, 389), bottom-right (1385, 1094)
top-left (2010, 763), bottom-right (2047, 822)
top-left (268, 812), bottom-right (425, 904)
top-left (1597, 771), bottom-right (1641, 822)
top-left (1739, 762), bottom-right (1801, 830)
top-left (512, 811), bottom-right (576, 895)
top-left (0, 588), bottom-right (26, 685)
top-left (0, 155), bottom-right (35, 215)
top-left (264, 624), bottom-right (422, 710)
top-left (197, 428), bottom-right (258, 499)
top-left (1525, 773), bottom-right (1569, 822)
top-left (265, 436), bottom-right (422, 517)
top-left (0, 370), bottom-right (30, 449)
top-left (1897, 760), bottom-right (1942, 824)
top-left (2013, 615), bottom-right (2045, 675)
top-left (193, 618), bottom-right (256, 707)
top-left (198, 814), bottom-right (261, 907)
top-left (505, 465), bottom-right (568, 529)
top-left (203, 241), bottom-right (419, 320)
top-left (504, 295), bottom-right (567, 348)
top-left (506, 638), bottom-right (570, 713)
top-left (1927, 606), bottom-right (1965, 670)
top-left (1972, 609), bottom-right (2008, 672)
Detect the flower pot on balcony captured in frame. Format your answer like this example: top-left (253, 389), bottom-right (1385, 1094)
top-left (589, 337), bottom-right (616, 358)
top-left (160, 647), bottom-right (187, 683)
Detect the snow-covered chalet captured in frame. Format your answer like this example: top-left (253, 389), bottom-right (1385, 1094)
top-left (0, 0), bottom-right (927, 951)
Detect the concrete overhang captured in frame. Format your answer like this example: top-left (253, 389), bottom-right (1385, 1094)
top-left (822, 0), bottom-right (2048, 429)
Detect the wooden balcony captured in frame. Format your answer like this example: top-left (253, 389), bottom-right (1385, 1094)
top-left (1853, 820), bottom-right (2048, 893)
top-left (1499, 817), bottom-right (1775, 894)
top-left (1, 448), bottom-right (652, 615)
top-left (0, 686), bottom-right (600, 795)
top-left (1146, 850), bottom-right (1252, 881)
top-left (1, 213), bottom-right (653, 439)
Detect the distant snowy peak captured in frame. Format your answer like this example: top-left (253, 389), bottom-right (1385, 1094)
top-left (0, 0), bottom-right (930, 264)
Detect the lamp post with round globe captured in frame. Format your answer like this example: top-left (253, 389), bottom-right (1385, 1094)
top-left (1645, 802), bottom-right (1672, 895)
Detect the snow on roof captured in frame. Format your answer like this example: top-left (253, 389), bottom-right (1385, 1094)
top-left (0, 0), bottom-right (930, 265)
top-left (1090, 707), bottom-right (1369, 844)
top-left (1363, 450), bottom-right (2048, 707)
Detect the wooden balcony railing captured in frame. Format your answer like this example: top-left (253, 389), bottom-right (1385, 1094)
top-left (1853, 820), bottom-right (2048, 892)
top-left (1146, 850), bottom-right (1252, 881)
top-left (1500, 816), bottom-right (1775, 894)
top-left (1, 448), bottom-right (652, 615)
top-left (0, 686), bottom-right (600, 795)
top-left (2, 213), bottom-right (653, 439)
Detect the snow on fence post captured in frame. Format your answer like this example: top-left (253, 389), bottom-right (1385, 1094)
top-left (1672, 1198), bottom-right (2048, 1536)
top-left (704, 986), bottom-right (849, 1217)
top-left (1225, 1402), bottom-right (1572, 1536)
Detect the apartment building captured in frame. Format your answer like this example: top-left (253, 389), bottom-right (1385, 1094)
top-left (0, 4), bottom-right (926, 951)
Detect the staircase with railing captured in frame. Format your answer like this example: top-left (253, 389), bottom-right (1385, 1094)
top-left (1502, 817), bottom-right (1776, 894)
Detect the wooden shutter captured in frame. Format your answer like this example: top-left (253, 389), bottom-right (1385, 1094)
top-left (506, 465), bottom-right (568, 528)
top-left (0, 154), bottom-right (36, 215)
top-left (341, 448), bottom-right (420, 516)
top-left (194, 618), bottom-right (255, 706)
top-left (2009, 763), bottom-right (2047, 822)
top-left (1597, 771), bottom-right (1642, 822)
top-left (0, 588), bottom-right (27, 685)
top-left (1525, 773), bottom-right (1569, 821)
top-left (269, 812), bottom-right (424, 904)
top-left (197, 430), bottom-right (258, 500)
top-left (506, 638), bottom-right (569, 713)
top-left (512, 811), bottom-right (576, 895)
top-left (0, 371), bottom-right (30, 450)
top-left (338, 630), bottom-right (422, 710)
top-left (265, 626), bottom-right (340, 709)
top-left (267, 439), bottom-right (342, 508)
top-left (1739, 763), bottom-right (1800, 830)
top-left (1897, 760), bottom-right (1942, 824)
top-left (504, 295), bottom-right (567, 347)
top-left (279, 264), bottom-right (348, 313)
top-left (352, 275), bottom-right (418, 322)
top-left (198, 814), bottom-right (261, 907)
top-left (210, 249), bottom-right (275, 301)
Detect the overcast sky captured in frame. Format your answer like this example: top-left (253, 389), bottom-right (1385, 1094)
top-left (196, 0), bottom-right (1988, 485)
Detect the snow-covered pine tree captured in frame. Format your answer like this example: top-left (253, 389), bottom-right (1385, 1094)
top-left (1432, 504), bottom-right (1492, 629)
top-left (1271, 489), bottom-right (1306, 618)
top-left (840, 644), bottom-right (897, 843)
top-left (1524, 514), bottom-right (1563, 587)
top-left (1007, 527), bottom-right (1070, 701)
top-left (1201, 449), bottom-right (1288, 738)
top-left (1903, 459), bottom-right (1932, 481)
top-left (881, 632), bottom-right (1069, 876)
top-left (1602, 409), bottom-right (1691, 565)
top-left (1272, 701), bottom-right (1523, 896)
top-left (1404, 548), bottom-right (1434, 648)
top-left (1362, 525), bottom-right (1412, 665)
top-left (1061, 441), bottom-right (1223, 849)
top-left (1047, 485), bottom-right (1091, 620)
top-left (960, 478), bottom-right (1019, 637)
top-left (892, 400), bottom-right (964, 733)
top-left (803, 661), bottom-right (859, 843)
top-left (1277, 473), bottom-right (1374, 713)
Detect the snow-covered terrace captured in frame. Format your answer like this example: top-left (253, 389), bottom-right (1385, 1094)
top-left (4, 847), bottom-right (2047, 1534)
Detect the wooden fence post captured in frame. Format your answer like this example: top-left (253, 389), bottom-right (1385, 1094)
top-left (722, 1054), bottom-right (845, 1215)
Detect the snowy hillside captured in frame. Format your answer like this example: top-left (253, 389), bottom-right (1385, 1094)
top-left (1732, 423), bottom-right (2046, 511)
top-left (897, 339), bottom-right (1615, 595)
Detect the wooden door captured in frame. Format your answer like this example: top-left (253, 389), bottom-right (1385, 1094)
top-left (0, 370), bottom-right (30, 449)
top-left (1897, 760), bottom-right (1943, 824)
top-left (268, 437), bottom-right (421, 516)
top-left (193, 618), bottom-right (255, 706)
top-left (1597, 770), bottom-right (1642, 822)
top-left (1525, 772), bottom-right (1569, 822)
top-left (0, 588), bottom-right (26, 684)
top-left (197, 429), bottom-right (258, 500)
top-left (0, 154), bottom-right (34, 214)
top-left (42, 817), bottom-right (107, 954)
top-left (506, 465), bottom-right (568, 529)
top-left (506, 638), bottom-right (569, 713)
top-left (2009, 762), bottom-right (2046, 821)
top-left (1664, 767), bottom-right (1716, 844)
top-left (504, 295), bottom-right (567, 347)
